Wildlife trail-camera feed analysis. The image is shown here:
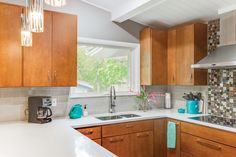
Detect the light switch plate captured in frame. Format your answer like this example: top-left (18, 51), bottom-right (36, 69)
top-left (52, 98), bottom-right (57, 107)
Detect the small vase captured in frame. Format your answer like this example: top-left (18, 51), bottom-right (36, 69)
top-left (139, 100), bottom-right (149, 112)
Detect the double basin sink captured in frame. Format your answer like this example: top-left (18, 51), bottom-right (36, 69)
top-left (96, 114), bottom-right (141, 121)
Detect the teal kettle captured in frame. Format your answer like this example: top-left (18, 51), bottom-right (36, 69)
top-left (69, 104), bottom-right (83, 119)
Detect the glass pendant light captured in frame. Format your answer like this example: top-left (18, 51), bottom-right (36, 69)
top-left (45, 0), bottom-right (66, 7)
top-left (29, 0), bottom-right (44, 33)
top-left (21, 5), bottom-right (32, 47)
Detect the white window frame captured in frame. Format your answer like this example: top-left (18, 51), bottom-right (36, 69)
top-left (70, 37), bottom-right (140, 98)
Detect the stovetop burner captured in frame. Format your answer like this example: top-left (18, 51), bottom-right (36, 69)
top-left (189, 115), bottom-right (236, 128)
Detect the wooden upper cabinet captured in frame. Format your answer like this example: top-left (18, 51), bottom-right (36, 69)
top-left (167, 29), bottom-right (176, 85)
top-left (23, 11), bottom-right (52, 87)
top-left (0, 3), bottom-right (22, 87)
top-left (169, 23), bottom-right (207, 85)
top-left (175, 24), bottom-right (195, 85)
top-left (140, 27), bottom-right (167, 85)
top-left (52, 12), bottom-right (77, 86)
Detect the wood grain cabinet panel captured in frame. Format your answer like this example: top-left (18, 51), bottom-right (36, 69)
top-left (52, 12), bottom-right (77, 86)
top-left (175, 24), bottom-right (195, 85)
top-left (77, 126), bottom-right (101, 140)
top-left (181, 133), bottom-right (236, 157)
top-left (167, 29), bottom-right (176, 85)
top-left (181, 152), bottom-right (196, 157)
top-left (175, 23), bottom-right (207, 85)
top-left (102, 134), bottom-right (130, 157)
top-left (154, 118), bottom-right (167, 157)
top-left (181, 122), bottom-right (236, 147)
top-left (0, 3), bottom-right (22, 87)
top-left (140, 27), bottom-right (167, 85)
top-left (102, 120), bottom-right (153, 137)
top-left (93, 139), bottom-right (101, 145)
top-left (23, 11), bottom-right (52, 87)
top-left (130, 131), bottom-right (154, 157)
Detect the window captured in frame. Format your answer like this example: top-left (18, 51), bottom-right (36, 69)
top-left (70, 38), bottom-right (140, 98)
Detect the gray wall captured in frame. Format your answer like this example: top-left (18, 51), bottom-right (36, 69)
top-left (0, 0), bottom-right (144, 43)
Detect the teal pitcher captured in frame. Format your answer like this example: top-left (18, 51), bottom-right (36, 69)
top-left (186, 100), bottom-right (200, 114)
top-left (69, 104), bottom-right (83, 119)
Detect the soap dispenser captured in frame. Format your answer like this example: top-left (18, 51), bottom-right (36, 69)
top-left (83, 104), bottom-right (88, 117)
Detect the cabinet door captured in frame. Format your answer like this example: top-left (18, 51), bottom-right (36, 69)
top-left (167, 29), bottom-right (176, 85)
top-left (102, 134), bottom-right (130, 157)
top-left (23, 11), bottom-right (52, 87)
top-left (181, 152), bottom-right (196, 157)
top-left (154, 119), bottom-right (167, 157)
top-left (52, 12), bottom-right (77, 86)
top-left (140, 28), bottom-right (152, 85)
top-left (131, 131), bottom-right (154, 157)
top-left (152, 29), bottom-right (167, 85)
top-left (175, 25), bottom-right (194, 85)
top-left (167, 119), bottom-right (181, 157)
top-left (0, 4), bottom-right (22, 87)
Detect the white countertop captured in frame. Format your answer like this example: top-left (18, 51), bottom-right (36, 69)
top-left (67, 109), bottom-right (236, 133)
top-left (1, 109), bottom-right (236, 157)
top-left (0, 120), bottom-right (116, 157)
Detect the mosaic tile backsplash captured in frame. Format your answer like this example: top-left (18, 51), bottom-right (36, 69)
top-left (207, 19), bottom-right (236, 119)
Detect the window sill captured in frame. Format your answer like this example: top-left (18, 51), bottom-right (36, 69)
top-left (69, 92), bottom-right (137, 99)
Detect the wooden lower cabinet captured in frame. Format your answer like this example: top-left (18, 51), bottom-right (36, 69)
top-left (167, 119), bottom-right (181, 157)
top-left (154, 119), bottom-right (167, 157)
top-left (102, 120), bottom-right (154, 157)
top-left (130, 131), bottom-right (153, 157)
top-left (181, 133), bottom-right (236, 157)
top-left (103, 134), bottom-right (130, 157)
top-left (94, 139), bottom-right (102, 145)
top-left (181, 152), bottom-right (196, 157)
top-left (77, 126), bottom-right (101, 140)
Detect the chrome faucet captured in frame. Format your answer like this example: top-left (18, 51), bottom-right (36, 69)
top-left (109, 86), bottom-right (116, 113)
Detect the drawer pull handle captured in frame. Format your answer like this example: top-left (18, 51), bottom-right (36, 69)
top-left (83, 130), bottom-right (94, 135)
top-left (109, 138), bottom-right (124, 143)
top-left (125, 125), bottom-right (134, 128)
top-left (196, 139), bottom-right (222, 150)
top-left (137, 133), bottom-right (149, 137)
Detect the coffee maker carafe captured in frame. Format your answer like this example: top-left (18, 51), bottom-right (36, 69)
top-left (28, 96), bottom-right (53, 124)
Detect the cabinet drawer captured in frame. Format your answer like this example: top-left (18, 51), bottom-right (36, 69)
top-left (102, 134), bottom-right (130, 157)
top-left (181, 122), bottom-right (236, 147)
top-left (102, 120), bottom-right (153, 137)
top-left (130, 131), bottom-right (154, 157)
top-left (77, 126), bottom-right (101, 140)
top-left (181, 133), bottom-right (236, 157)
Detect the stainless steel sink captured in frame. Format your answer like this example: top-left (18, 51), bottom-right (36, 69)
top-left (96, 115), bottom-right (123, 121)
top-left (96, 114), bottom-right (141, 121)
top-left (120, 114), bottom-right (141, 118)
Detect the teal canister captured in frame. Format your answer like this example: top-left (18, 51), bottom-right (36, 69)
top-left (186, 100), bottom-right (200, 114)
top-left (69, 104), bottom-right (83, 119)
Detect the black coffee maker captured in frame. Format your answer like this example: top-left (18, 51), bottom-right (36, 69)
top-left (28, 96), bottom-right (53, 124)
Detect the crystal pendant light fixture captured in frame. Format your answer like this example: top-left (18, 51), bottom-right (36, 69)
top-left (45, 0), bottom-right (66, 7)
top-left (29, 0), bottom-right (44, 33)
top-left (21, 5), bottom-right (32, 47)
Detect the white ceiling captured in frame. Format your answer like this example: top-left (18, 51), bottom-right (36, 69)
top-left (82, 0), bottom-right (236, 28)
top-left (81, 0), bottom-right (136, 12)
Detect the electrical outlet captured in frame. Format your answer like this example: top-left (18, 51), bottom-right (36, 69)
top-left (52, 98), bottom-right (57, 107)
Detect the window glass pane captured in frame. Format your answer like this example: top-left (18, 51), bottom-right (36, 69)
top-left (77, 44), bottom-right (131, 93)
